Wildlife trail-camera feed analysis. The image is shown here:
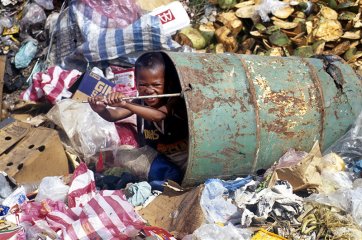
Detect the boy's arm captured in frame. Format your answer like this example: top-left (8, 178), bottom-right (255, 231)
top-left (122, 102), bottom-right (168, 122)
top-left (98, 107), bottom-right (134, 122)
top-left (88, 96), bottom-right (133, 122)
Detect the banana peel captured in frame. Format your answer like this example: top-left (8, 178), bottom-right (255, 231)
top-left (215, 26), bottom-right (238, 52)
top-left (175, 27), bottom-right (207, 50)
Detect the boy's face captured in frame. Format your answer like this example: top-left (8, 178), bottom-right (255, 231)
top-left (137, 66), bottom-right (165, 107)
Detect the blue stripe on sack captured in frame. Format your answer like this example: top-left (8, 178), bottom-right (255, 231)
top-left (82, 3), bottom-right (93, 61)
top-left (151, 16), bottom-right (161, 50)
top-left (133, 18), bottom-right (143, 52)
top-left (166, 35), bottom-right (174, 50)
top-left (115, 28), bottom-right (125, 56)
top-left (98, 15), bottom-right (108, 61)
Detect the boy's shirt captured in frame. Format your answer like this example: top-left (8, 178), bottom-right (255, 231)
top-left (136, 98), bottom-right (188, 169)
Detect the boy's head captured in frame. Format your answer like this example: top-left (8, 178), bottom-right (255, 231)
top-left (135, 52), bottom-right (166, 107)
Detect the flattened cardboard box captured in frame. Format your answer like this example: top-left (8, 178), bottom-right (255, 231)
top-left (72, 71), bottom-right (115, 101)
top-left (0, 123), bottom-right (69, 184)
top-left (139, 181), bottom-right (205, 235)
top-left (0, 119), bottom-right (31, 154)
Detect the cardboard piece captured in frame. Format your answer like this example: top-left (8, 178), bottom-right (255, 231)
top-left (0, 125), bottom-right (69, 184)
top-left (0, 119), bottom-right (31, 154)
top-left (72, 71), bottom-right (115, 101)
top-left (149, 1), bottom-right (191, 36)
top-left (139, 181), bottom-right (205, 235)
top-left (270, 141), bottom-right (322, 191)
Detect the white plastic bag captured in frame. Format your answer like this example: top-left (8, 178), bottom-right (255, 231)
top-left (47, 99), bottom-right (120, 160)
top-left (0, 173), bottom-right (12, 202)
top-left (319, 170), bottom-right (353, 193)
top-left (192, 224), bottom-right (252, 240)
top-left (35, 177), bottom-right (69, 202)
top-left (200, 179), bottom-right (240, 224)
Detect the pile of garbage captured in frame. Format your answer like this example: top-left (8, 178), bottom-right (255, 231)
top-left (0, 0), bottom-right (362, 239)
top-left (0, 110), bottom-right (361, 239)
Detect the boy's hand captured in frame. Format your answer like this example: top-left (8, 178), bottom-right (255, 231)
top-left (105, 92), bottom-right (127, 107)
top-left (88, 96), bottom-right (107, 113)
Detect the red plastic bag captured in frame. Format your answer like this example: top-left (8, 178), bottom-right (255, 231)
top-left (67, 162), bottom-right (97, 208)
top-left (20, 164), bottom-right (145, 239)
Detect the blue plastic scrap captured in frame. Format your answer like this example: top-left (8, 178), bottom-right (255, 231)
top-left (353, 160), bottom-right (362, 174)
top-left (0, 205), bottom-right (9, 216)
top-left (15, 40), bottom-right (38, 69)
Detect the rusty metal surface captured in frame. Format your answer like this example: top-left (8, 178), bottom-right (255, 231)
top-left (165, 52), bottom-right (362, 186)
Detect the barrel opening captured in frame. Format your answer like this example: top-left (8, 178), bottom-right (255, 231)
top-left (161, 52), bottom-right (189, 179)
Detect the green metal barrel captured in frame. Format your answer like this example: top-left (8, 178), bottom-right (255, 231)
top-left (164, 52), bottom-right (362, 186)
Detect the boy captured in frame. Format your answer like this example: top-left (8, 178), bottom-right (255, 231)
top-left (88, 52), bottom-right (188, 173)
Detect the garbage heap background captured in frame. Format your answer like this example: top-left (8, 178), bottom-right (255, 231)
top-left (0, 0), bottom-right (362, 239)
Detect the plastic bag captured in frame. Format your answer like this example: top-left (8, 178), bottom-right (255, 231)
top-left (192, 223), bottom-right (252, 240)
top-left (44, 12), bottom-right (60, 34)
top-left (81, 0), bottom-right (141, 28)
top-left (67, 162), bottom-right (96, 208)
top-left (125, 181), bottom-right (152, 206)
top-left (21, 3), bottom-right (47, 26)
top-left (276, 148), bottom-right (308, 168)
top-left (0, 173), bottom-right (12, 202)
top-left (2, 186), bottom-right (27, 210)
top-left (20, 165), bottom-right (145, 239)
top-left (306, 187), bottom-right (362, 227)
top-left (34, 0), bottom-right (54, 10)
top-left (319, 170), bottom-right (353, 193)
top-left (69, 0), bottom-right (180, 63)
top-left (14, 39), bottom-right (38, 69)
top-left (256, 0), bottom-right (288, 22)
top-left (35, 177), bottom-right (70, 202)
top-left (47, 99), bottom-right (120, 160)
top-left (0, 15), bottom-right (13, 29)
top-left (21, 66), bottom-right (81, 104)
top-left (112, 145), bottom-right (158, 180)
top-left (200, 179), bottom-right (240, 224)
top-left (324, 111), bottom-right (362, 176)
top-left (46, 8), bottom-right (86, 71)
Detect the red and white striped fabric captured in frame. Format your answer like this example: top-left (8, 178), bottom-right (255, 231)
top-left (20, 66), bottom-right (81, 104)
top-left (67, 163), bottom-right (97, 208)
top-left (20, 163), bottom-right (145, 239)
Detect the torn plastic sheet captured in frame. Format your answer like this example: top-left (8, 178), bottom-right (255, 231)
top-left (200, 179), bottom-right (244, 224)
top-left (236, 181), bottom-right (304, 227)
top-left (306, 187), bottom-right (362, 228)
top-left (324, 111), bottom-right (362, 176)
top-left (47, 100), bottom-right (120, 160)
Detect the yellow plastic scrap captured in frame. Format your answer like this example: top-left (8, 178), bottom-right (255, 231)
top-left (9, 35), bottom-right (20, 44)
top-left (252, 228), bottom-right (287, 240)
top-left (2, 25), bottom-right (20, 36)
